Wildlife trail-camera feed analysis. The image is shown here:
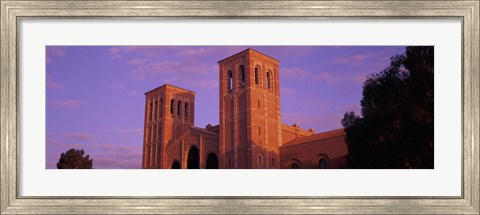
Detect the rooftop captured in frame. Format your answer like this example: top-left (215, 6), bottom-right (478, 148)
top-left (281, 128), bottom-right (345, 148)
top-left (217, 48), bottom-right (280, 63)
top-left (144, 83), bottom-right (196, 95)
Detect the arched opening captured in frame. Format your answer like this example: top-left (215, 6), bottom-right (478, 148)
top-left (319, 159), bottom-right (328, 169)
top-left (184, 102), bottom-right (189, 119)
top-left (316, 154), bottom-right (329, 169)
top-left (254, 67), bottom-right (259, 85)
top-left (257, 153), bottom-right (264, 168)
top-left (171, 160), bottom-right (181, 169)
top-left (154, 100), bottom-right (158, 120)
top-left (177, 101), bottom-right (181, 116)
top-left (266, 71), bottom-right (271, 89)
top-left (149, 102), bottom-right (153, 121)
top-left (240, 66), bottom-right (245, 87)
top-left (227, 70), bottom-right (233, 91)
top-left (289, 159), bottom-right (301, 169)
top-left (187, 146), bottom-right (200, 169)
top-left (170, 99), bottom-right (174, 114)
top-left (205, 153), bottom-right (219, 169)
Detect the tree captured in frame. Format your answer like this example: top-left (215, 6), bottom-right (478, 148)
top-left (342, 46), bottom-right (433, 169)
top-left (57, 148), bottom-right (93, 169)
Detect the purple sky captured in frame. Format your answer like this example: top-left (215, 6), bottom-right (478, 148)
top-left (46, 46), bottom-right (406, 169)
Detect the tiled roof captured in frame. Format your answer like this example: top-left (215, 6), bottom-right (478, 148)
top-left (281, 128), bottom-right (345, 148)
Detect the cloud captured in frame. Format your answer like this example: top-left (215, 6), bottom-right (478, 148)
top-left (330, 51), bottom-right (392, 70)
top-left (312, 72), bottom-right (367, 85)
top-left (107, 46), bottom-right (176, 60)
top-left (47, 99), bottom-right (87, 109)
top-left (280, 87), bottom-right (297, 96)
top-left (128, 90), bottom-right (139, 96)
top-left (281, 67), bottom-right (312, 81)
top-left (175, 47), bottom-right (214, 58)
top-left (46, 139), bottom-right (143, 169)
top-left (47, 76), bottom-right (65, 90)
top-left (129, 60), bottom-right (216, 80)
top-left (65, 132), bottom-right (94, 141)
top-left (127, 58), bottom-right (149, 65)
top-left (101, 128), bottom-right (144, 136)
top-left (312, 72), bottom-right (334, 83)
top-left (97, 81), bottom-right (126, 91)
top-left (165, 76), bottom-right (218, 90)
top-left (46, 46), bottom-right (67, 64)
top-left (89, 144), bottom-right (143, 169)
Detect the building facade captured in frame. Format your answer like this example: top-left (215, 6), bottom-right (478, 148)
top-left (142, 49), bottom-right (348, 169)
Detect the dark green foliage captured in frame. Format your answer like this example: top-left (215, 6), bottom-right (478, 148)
top-left (342, 46), bottom-right (434, 169)
top-left (57, 148), bottom-right (93, 169)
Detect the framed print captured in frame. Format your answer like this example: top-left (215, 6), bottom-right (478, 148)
top-left (1, 0), bottom-right (479, 214)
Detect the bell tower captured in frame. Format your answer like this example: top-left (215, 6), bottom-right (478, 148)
top-left (218, 49), bottom-right (281, 169)
top-left (142, 84), bottom-right (195, 169)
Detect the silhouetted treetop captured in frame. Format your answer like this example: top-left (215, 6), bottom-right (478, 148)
top-left (57, 148), bottom-right (93, 169)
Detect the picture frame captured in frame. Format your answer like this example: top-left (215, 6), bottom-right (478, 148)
top-left (1, 0), bottom-right (478, 214)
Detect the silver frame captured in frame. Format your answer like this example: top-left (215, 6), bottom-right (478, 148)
top-left (1, 1), bottom-right (478, 214)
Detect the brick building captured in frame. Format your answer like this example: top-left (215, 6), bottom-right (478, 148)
top-left (142, 49), bottom-right (348, 169)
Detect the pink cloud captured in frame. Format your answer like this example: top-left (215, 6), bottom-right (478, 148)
top-left (47, 99), bottom-right (87, 109)
top-left (330, 51), bottom-right (391, 70)
top-left (281, 67), bottom-right (312, 80)
top-left (129, 60), bottom-right (216, 80)
top-left (128, 90), bottom-right (139, 96)
top-left (312, 72), bottom-right (367, 85)
top-left (280, 87), bottom-right (297, 96)
top-left (312, 72), bottom-right (334, 83)
top-left (165, 76), bottom-right (218, 89)
top-left (90, 145), bottom-right (143, 169)
top-left (101, 128), bottom-right (144, 136)
top-left (175, 47), bottom-right (214, 57)
top-left (97, 81), bottom-right (127, 91)
top-left (127, 58), bottom-right (148, 65)
top-left (107, 46), bottom-right (175, 60)
top-left (47, 76), bottom-right (65, 90)
top-left (46, 46), bottom-right (67, 64)
top-left (65, 132), bottom-right (94, 141)
top-left (46, 139), bottom-right (83, 151)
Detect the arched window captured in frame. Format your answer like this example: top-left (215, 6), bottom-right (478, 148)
top-left (319, 159), bottom-right (327, 169)
top-left (257, 153), bottom-right (264, 168)
top-left (171, 160), bottom-right (181, 169)
top-left (258, 99), bottom-right (260, 108)
top-left (266, 71), bottom-right (271, 89)
top-left (254, 67), bottom-right (259, 85)
top-left (177, 101), bottom-right (181, 116)
top-left (289, 159), bottom-right (302, 169)
top-left (170, 99), bottom-right (174, 114)
top-left (153, 99), bottom-right (158, 120)
top-left (227, 70), bottom-right (233, 91)
top-left (258, 126), bottom-right (261, 135)
top-left (149, 102), bottom-right (153, 121)
top-left (317, 154), bottom-right (330, 169)
top-left (240, 66), bottom-right (245, 87)
top-left (184, 102), bottom-right (189, 118)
